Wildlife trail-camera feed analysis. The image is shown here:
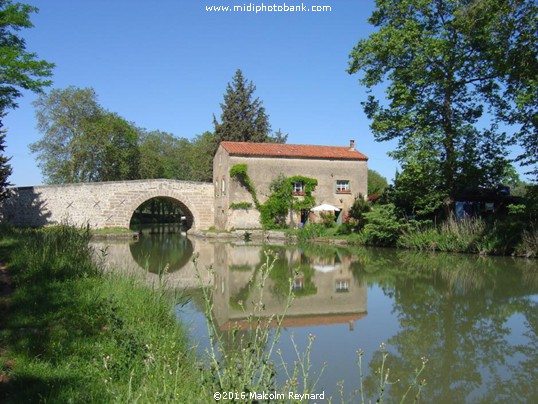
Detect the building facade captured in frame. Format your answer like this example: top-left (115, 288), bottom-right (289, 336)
top-left (213, 140), bottom-right (368, 230)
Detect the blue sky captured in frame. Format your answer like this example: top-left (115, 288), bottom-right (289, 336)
top-left (4, 0), bottom-right (528, 187)
top-left (5, 0), bottom-right (404, 186)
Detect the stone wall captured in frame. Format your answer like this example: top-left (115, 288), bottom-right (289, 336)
top-left (213, 149), bottom-right (368, 230)
top-left (0, 179), bottom-right (215, 231)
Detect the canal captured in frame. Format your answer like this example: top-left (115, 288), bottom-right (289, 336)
top-left (93, 226), bottom-right (538, 402)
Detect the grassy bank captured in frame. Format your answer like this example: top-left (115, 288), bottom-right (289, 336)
top-left (294, 213), bottom-right (538, 258)
top-left (0, 225), bottom-right (207, 403)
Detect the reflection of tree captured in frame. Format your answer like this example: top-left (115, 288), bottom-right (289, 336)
top-left (263, 246), bottom-right (317, 299)
top-left (129, 231), bottom-right (193, 273)
top-left (351, 250), bottom-right (538, 402)
top-left (228, 266), bottom-right (259, 311)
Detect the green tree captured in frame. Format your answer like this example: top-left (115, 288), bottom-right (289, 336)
top-left (269, 128), bottom-right (288, 144)
top-left (468, 0), bottom-right (538, 181)
top-left (0, 0), bottom-right (54, 194)
top-left (138, 130), bottom-right (191, 180)
top-left (188, 131), bottom-right (217, 182)
top-left (30, 86), bottom-right (140, 183)
top-left (84, 112), bottom-right (140, 181)
top-left (0, 0), bottom-right (54, 111)
top-left (367, 169), bottom-right (388, 196)
top-left (213, 69), bottom-right (271, 144)
top-left (348, 0), bottom-right (524, 211)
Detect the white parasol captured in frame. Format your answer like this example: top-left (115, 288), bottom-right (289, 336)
top-left (310, 203), bottom-right (341, 212)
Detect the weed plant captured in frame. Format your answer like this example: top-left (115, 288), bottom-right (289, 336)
top-left (196, 250), bottom-right (324, 398)
top-left (0, 225), bottom-right (207, 402)
top-left (398, 215), bottom-right (537, 257)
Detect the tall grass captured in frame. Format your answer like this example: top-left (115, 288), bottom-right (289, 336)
top-left (399, 216), bottom-right (487, 253)
top-left (0, 225), bottom-right (208, 402)
top-left (516, 225), bottom-right (538, 258)
top-left (398, 215), bottom-right (537, 257)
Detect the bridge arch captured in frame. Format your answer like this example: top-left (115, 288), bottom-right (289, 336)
top-left (122, 190), bottom-right (197, 230)
top-left (0, 179), bottom-right (215, 231)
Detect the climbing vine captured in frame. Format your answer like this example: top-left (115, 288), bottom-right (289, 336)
top-left (230, 164), bottom-right (317, 229)
top-left (230, 164), bottom-right (260, 208)
top-left (259, 175), bottom-right (317, 229)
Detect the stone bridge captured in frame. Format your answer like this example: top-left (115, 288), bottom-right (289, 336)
top-left (0, 179), bottom-right (214, 231)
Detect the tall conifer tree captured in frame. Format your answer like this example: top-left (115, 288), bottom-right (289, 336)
top-left (213, 69), bottom-right (271, 144)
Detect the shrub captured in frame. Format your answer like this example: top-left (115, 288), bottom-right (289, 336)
top-left (297, 223), bottom-right (325, 241)
top-left (320, 212), bottom-right (336, 228)
top-left (360, 204), bottom-right (404, 246)
top-left (348, 194), bottom-right (371, 231)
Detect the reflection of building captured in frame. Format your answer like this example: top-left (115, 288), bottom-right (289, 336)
top-left (213, 141), bottom-right (368, 230)
top-left (210, 245), bottom-right (368, 331)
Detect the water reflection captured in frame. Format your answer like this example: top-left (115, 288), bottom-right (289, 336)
top-left (94, 233), bottom-right (538, 402)
top-left (129, 225), bottom-right (193, 273)
top-left (211, 245), bottom-right (367, 331)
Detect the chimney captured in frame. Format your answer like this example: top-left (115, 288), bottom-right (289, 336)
top-left (349, 139), bottom-right (355, 150)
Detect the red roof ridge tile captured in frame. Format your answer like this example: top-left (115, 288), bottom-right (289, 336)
top-left (219, 141), bottom-right (368, 161)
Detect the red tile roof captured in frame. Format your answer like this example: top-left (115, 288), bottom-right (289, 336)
top-left (220, 141), bottom-right (368, 161)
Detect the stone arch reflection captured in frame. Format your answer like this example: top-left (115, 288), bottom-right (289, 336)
top-left (129, 231), bottom-right (193, 274)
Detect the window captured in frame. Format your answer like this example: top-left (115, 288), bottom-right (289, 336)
top-left (221, 177), bottom-right (226, 195)
top-left (335, 279), bottom-right (350, 293)
top-left (336, 180), bottom-right (351, 194)
top-left (292, 277), bottom-right (304, 292)
top-left (292, 181), bottom-right (304, 195)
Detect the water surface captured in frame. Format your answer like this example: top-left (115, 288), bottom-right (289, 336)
top-left (95, 228), bottom-right (538, 402)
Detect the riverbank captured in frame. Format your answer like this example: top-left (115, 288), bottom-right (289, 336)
top-left (191, 216), bottom-right (538, 258)
top-left (0, 225), bottom-right (208, 402)
top-left (291, 215), bottom-right (538, 258)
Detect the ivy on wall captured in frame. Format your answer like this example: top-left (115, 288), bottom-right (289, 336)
top-left (259, 175), bottom-right (317, 229)
top-left (230, 164), bottom-right (260, 208)
top-left (230, 164), bottom-right (318, 229)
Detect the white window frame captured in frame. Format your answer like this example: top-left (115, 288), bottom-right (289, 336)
top-left (335, 279), bottom-right (350, 293)
top-left (336, 180), bottom-right (351, 193)
top-left (292, 181), bottom-right (304, 195)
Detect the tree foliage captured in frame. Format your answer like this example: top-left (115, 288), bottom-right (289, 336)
top-left (348, 0), bottom-right (536, 213)
top-left (213, 69), bottom-right (271, 144)
top-left (0, 116), bottom-right (12, 200)
top-left (367, 169), bottom-right (388, 196)
top-left (30, 86), bottom-right (140, 183)
top-left (138, 130), bottom-right (192, 180)
top-left (0, 0), bottom-right (54, 111)
top-left (188, 131), bottom-right (218, 182)
top-left (0, 0), bottom-right (53, 194)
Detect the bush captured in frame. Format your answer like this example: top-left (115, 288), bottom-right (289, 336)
top-left (347, 194), bottom-right (371, 231)
top-left (320, 212), bottom-right (336, 228)
top-left (360, 204), bottom-right (404, 246)
top-left (297, 223), bottom-right (325, 241)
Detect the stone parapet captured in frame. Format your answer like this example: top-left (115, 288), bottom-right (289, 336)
top-left (0, 179), bottom-right (215, 231)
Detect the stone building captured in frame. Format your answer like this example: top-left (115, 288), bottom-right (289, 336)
top-left (213, 140), bottom-right (368, 230)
